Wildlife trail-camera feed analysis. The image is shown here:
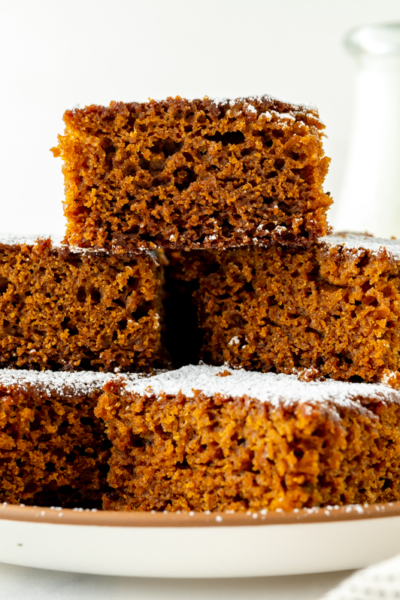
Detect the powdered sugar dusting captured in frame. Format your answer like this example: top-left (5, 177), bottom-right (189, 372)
top-left (121, 364), bottom-right (399, 413)
top-left (144, 95), bottom-right (318, 121)
top-left (0, 233), bottom-right (158, 261)
top-left (0, 233), bottom-right (64, 247)
top-left (270, 111), bottom-right (296, 121)
top-left (210, 94), bottom-right (316, 113)
top-left (321, 232), bottom-right (400, 261)
top-left (0, 369), bottom-right (140, 397)
top-left (246, 104), bottom-right (257, 114)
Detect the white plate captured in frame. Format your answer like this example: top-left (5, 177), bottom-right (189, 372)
top-left (0, 502), bottom-right (399, 578)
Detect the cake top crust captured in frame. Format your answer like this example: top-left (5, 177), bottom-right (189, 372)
top-left (0, 233), bottom-right (64, 247)
top-left (207, 94), bottom-right (317, 118)
top-left (121, 364), bottom-right (399, 412)
top-left (0, 233), bottom-right (159, 261)
top-left (166, 94), bottom-right (316, 117)
top-left (0, 369), bottom-right (140, 397)
top-left (67, 94), bottom-right (323, 133)
top-left (321, 232), bottom-right (400, 261)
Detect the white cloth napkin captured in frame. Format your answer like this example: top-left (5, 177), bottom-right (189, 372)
top-left (322, 555), bottom-right (400, 599)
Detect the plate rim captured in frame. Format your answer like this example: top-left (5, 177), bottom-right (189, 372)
top-left (0, 501), bottom-right (399, 527)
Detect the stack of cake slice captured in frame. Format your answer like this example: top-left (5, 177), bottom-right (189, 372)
top-left (1, 95), bottom-right (400, 512)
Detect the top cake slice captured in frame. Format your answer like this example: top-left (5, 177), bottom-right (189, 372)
top-left (53, 95), bottom-right (332, 251)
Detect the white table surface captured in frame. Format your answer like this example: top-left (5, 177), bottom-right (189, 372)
top-left (0, 563), bottom-right (353, 600)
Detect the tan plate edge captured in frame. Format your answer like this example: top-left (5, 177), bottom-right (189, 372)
top-left (0, 501), bottom-right (399, 527)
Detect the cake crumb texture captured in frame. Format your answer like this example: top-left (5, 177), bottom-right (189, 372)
top-left (54, 96), bottom-right (331, 251)
top-left (0, 370), bottom-right (113, 507)
top-left (165, 235), bottom-right (400, 381)
top-left (0, 237), bottom-right (163, 371)
top-left (96, 365), bottom-right (400, 512)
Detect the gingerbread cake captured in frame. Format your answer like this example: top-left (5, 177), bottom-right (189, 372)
top-left (165, 234), bottom-right (400, 382)
top-left (0, 234), bottom-right (163, 372)
top-left (96, 364), bottom-right (400, 512)
top-left (0, 369), bottom-right (132, 507)
top-left (52, 95), bottom-right (331, 252)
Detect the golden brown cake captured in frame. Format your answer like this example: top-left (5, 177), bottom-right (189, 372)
top-left (165, 234), bottom-right (400, 382)
top-left (52, 95), bottom-right (331, 251)
top-left (0, 369), bottom-right (122, 507)
top-left (0, 234), bottom-right (163, 372)
top-left (96, 364), bottom-right (400, 512)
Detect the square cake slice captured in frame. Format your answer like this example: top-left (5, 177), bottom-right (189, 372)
top-left (52, 95), bottom-right (331, 251)
top-left (0, 369), bottom-right (125, 507)
top-left (0, 235), bottom-right (163, 372)
top-left (96, 364), bottom-right (400, 512)
top-left (165, 234), bottom-right (400, 382)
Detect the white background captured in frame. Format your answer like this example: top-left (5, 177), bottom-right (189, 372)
top-left (1, 0), bottom-right (400, 236)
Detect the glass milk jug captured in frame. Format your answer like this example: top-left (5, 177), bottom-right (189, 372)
top-left (334, 23), bottom-right (400, 238)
